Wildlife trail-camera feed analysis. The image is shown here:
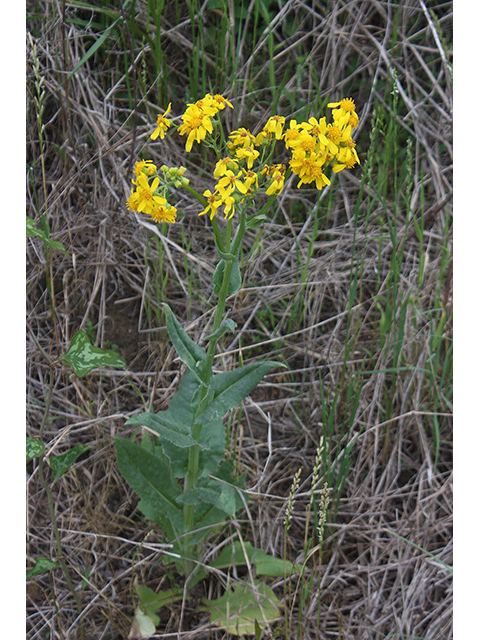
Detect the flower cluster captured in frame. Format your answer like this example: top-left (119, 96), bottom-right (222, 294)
top-left (176, 93), bottom-right (233, 152)
top-left (126, 161), bottom-right (189, 224)
top-left (126, 95), bottom-right (359, 223)
top-left (285, 98), bottom-right (360, 190)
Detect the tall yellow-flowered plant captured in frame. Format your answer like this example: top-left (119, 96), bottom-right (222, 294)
top-left (117, 94), bottom-right (360, 612)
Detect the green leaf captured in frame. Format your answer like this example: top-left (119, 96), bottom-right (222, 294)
top-left (163, 304), bottom-right (205, 382)
top-left (134, 584), bottom-right (183, 627)
top-left (131, 371), bottom-right (226, 479)
top-left (200, 580), bottom-right (281, 636)
top-left (210, 541), bottom-right (302, 577)
top-left (176, 481), bottom-right (236, 517)
top-left (213, 256), bottom-right (242, 296)
top-left (66, 16), bottom-right (121, 80)
top-left (246, 212), bottom-right (267, 230)
top-left (126, 412), bottom-right (199, 449)
top-left (26, 557), bottom-right (59, 580)
top-left (50, 444), bottom-right (91, 482)
top-left (26, 216), bottom-right (70, 257)
top-left (115, 437), bottom-right (184, 535)
top-left (204, 318), bottom-right (237, 341)
top-left (61, 330), bottom-right (127, 377)
top-left (201, 360), bottom-right (286, 423)
top-left (26, 437), bottom-right (45, 460)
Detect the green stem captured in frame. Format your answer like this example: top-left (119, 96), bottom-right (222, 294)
top-left (183, 205), bottom-right (247, 536)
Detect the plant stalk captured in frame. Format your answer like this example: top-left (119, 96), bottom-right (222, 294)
top-left (182, 204), bottom-right (247, 539)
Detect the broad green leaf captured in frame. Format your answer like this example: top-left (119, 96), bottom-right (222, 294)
top-left (26, 216), bottom-right (70, 257)
top-left (210, 541), bottom-right (302, 577)
top-left (200, 580), bottom-right (281, 636)
top-left (201, 360), bottom-right (286, 423)
top-left (115, 437), bottom-right (184, 535)
top-left (126, 412), bottom-right (199, 449)
top-left (61, 330), bottom-right (126, 377)
top-left (26, 557), bottom-right (59, 580)
top-left (212, 256), bottom-right (242, 296)
top-left (176, 482), bottom-right (236, 517)
top-left (26, 437), bottom-right (45, 460)
top-left (184, 460), bottom-right (246, 540)
top-left (163, 304), bottom-right (205, 382)
top-left (50, 444), bottom-right (91, 482)
top-left (133, 371), bottom-right (226, 479)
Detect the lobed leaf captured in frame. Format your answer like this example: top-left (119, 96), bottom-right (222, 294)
top-left (61, 330), bottom-right (126, 378)
top-left (50, 444), bottom-right (92, 482)
top-left (26, 437), bottom-right (45, 460)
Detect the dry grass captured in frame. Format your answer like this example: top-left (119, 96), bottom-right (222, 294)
top-left (27, 1), bottom-right (452, 638)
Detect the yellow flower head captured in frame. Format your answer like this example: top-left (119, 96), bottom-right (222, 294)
top-left (199, 189), bottom-right (224, 220)
top-left (263, 115), bottom-right (286, 140)
top-left (243, 170), bottom-right (259, 191)
top-left (283, 120), bottom-right (302, 149)
top-left (228, 128), bottom-right (256, 149)
top-left (135, 173), bottom-right (167, 216)
top-left (150, 103), bottom-right (172, 141)
top-left (234, 145), bottom-right (260, 170)
top-left (222, 192), bottom-right (236, 219)
top-left (149, 203), bottom-right (177, 224)
top-left (289, 149), bottom-right (330, 191)
top-left (327, 97), bottom-right (356, 114)
top-left (265, 169), bottom-right (285, 196)
top-left (213, 157), bottom-right (239, 180)
top-left (126, 188), bottom-right (141, 212)
top-left (212, 94), bottom-right (233, 110)
top-left (192, 94), bottom-right (218, 117)
top-left (133, 160), bottom-right (157, 180)
top-left (217, 170), bottom-right (248, 195)
top-left (178, 104), bottom-right (214, 152)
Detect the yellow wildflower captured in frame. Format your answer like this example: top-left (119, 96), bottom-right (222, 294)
top-left (243, 170), bottom-right (259, 191)
top-left (289, 149), bottom-right (330, 190)
top-left (263, 164), bottom-right (286, 195)
top-left (263, 115), bottom-right (285, 140)
top-left (126, 189), bottom-right (141, 212)
top-left (283, 120), bottom-right (302, 149)
top-left (222, 192), bottom-right (236, 219)
top-left (149, 203), bottom-right (177, 224)
top-left (228, 127), bottom-right (256, 149)
top-left (150, 103), bottom-right (172, 141)
top-left (199, 189), bottom-right (224, 220)
top-left (217, 170), bottom-right (248, 195)
top-left (135, 173), bottom-right (167, 216)
top-left (178, 103), bottom-right (214, 152)
top-left (234, 145), bottom-right (260, 169)
top-left (212, 94), bottom-right (234, 110)
top-left (327, 97), bottom-right (356, 114)
top-left (133, 160), bottom-right (157, 179)
top-left (213, 157), bottom-right (239, 180)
